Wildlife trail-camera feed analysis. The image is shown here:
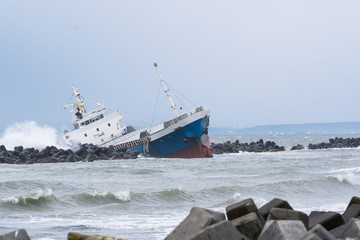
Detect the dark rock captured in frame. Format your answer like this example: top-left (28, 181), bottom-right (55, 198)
top-left (340, 218), bottom-right (360, 239)
top-left (75, 145), bottom-right (89, 158)
top-left (346, 196), bottom-right (360, 209)
top-left (259, 198), bottom-right (293, 220)
top-left (226, 198), bottom-right (265, 224)
top-left (211, 139), bottom-right (286, 154)
top-left (308, 211), bottom-right (345, 230)
top-left (330, 202), bottom-right (360, 237)
top-left (342, 204), bottom-right (360, 223)
top-left (111, 152), bottom-right (125, 160)
top-left (304, 224), bottom-right (336, 240)
top-left (0, 143), bottom-right (137, 164)
top-left (37, 146), bottom-right (52, 158)
top-left (330, 223), bottom-right (348, 238)
top-left (231, 212), bottom-right (264, 239)
top-left (267, 208), bottom-right (308, 229)
top-left (258, 220), bottom-right (307, 240)
top-left (165, 207), bottom-right (225, 240)
top-left (126, 150), bottom-right (140, 159)
top-left (18, 153), bottom-right (28, 162)
top-left (14, 146), bottom-right (23, 152)
top-left (66, 154), bottom-right (76, 162)
top-left (188, 220), bottom-right (249, 240)
top-left (84, 153), bottom-right (97, 162)
top-left (308, 137), bottom-right (360, 150)
top-left (52, 149), bottom-right (66, 159)
top-left (0, 228), bottom-right (31, 240)
top-left (291, 144), bottom-right (305, 151)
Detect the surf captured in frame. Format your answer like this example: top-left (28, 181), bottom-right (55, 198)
top-left (0, 121), bottom-right (69, 150)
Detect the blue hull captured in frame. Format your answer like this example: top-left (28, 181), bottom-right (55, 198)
top-left (128, 115), bottom-right (212, 158)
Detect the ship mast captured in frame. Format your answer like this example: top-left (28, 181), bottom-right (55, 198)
top-left (72, 85), bottom-right (86, 114)
top-left (154, 63), bottom-right (179, 118)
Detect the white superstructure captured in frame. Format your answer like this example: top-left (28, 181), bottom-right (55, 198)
top-left (63, 86), bottom-right (128, 146)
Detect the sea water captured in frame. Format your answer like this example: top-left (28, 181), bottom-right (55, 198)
top-left (0, 134), bottom-right (360, 239)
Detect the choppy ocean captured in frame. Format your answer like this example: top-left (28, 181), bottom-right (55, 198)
top-left (1, 134), bottom-right (360, 239)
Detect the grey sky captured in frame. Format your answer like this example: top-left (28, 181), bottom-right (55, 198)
top-left (1, 0), bottom-right (360, 133)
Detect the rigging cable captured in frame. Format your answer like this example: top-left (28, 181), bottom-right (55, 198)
top-left (165, 80), bottom-right (198, 108)
top-left (150, 80), bottom-right (163, 133)
top-left (81, 96), bottom-right (153, 124)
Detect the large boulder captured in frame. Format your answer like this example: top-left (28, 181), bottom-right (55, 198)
top-left (0, 229), bottom-right (31, 240)
top-left (340, 218), bottom-right (360, 239)
top-left (165, 207), bottom-right (225, 240)
top-left (226, 198), bottom-right (265, 224)
top-left (231, 212), bottom-right (264, 239)
top-left (258, 198), bottom-right (293, 220)
top-left (188, 220), bottom-right (249, 240)
top-left (267, 208), bottom-right (308, 229)
top-left (308, 211), bottom-right (345, 230)
top-left (67, 232), bottom-right (125, 240)
top-left (258, 220), bottom-right (307, 240)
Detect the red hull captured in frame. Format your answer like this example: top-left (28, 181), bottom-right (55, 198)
top-left (164, 136), bottom-right (213, 158)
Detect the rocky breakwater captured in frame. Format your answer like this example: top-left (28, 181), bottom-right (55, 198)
top-left (307, 137), bottom-right (360, 150)
top-left (165, 196), bottom-right (360, 240)
top-left (0, 144), bottom-right (139, 164)
top-left (211, 139), bottom-right (285, 154)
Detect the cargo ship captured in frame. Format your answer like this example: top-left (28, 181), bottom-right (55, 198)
top-left (63, 63), bottom-right (212, 158)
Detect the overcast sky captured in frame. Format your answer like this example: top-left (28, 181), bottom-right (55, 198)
top-left (1, 0), bottom-right (360, 134)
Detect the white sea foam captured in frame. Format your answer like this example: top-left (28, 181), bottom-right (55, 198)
top-left (113, 191), bottom-right (131, 201)
top-left (231, 192), bottom-right (242, 200)
top-left (298, 202), bottom-right (348, 214)
top-left (87, 190), bottom-right (131, 201)
top-left (327, 167), bottom-right (360, 185)
top-left (0, 121), bottom-right (69, 150)
top-left (2, 196), bottom-right (20, 204)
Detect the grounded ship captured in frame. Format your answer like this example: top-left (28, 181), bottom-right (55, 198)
top-left (63, 63), bottom-right (212, 158)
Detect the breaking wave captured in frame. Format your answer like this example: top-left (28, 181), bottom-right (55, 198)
top-left (326, 167), bottom-right (360, 185)
top-left (1, 190), bottom-right (55, 207)
top-left (73, 191), bottom-right (132, 204)
top-left (0, 121), bottom-right (69, 150)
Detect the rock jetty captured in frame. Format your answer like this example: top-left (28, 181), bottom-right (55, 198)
top-left (3, 196), bottom-right (360, 239)
top-left (290, 144), bottom-right (305, 151)
top-left (165, 196), bottom-right (360, 240)
top-left (307, 137), bottom-right (360, 150)
top-left (211, 139), bottom-right (286, 154)
top-left (0, 144), bottom-right (139, 164)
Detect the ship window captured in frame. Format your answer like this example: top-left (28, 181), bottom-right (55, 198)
top-left (96, 128), bottom-right (99, 131)
top-left (100, 114), bottom-right (104, 119)
top-left (81, 122), bottom-right (85, 126)
top-left (111, 134), bottom-right (114, 138)
top-left (84, 133), bottom-right (87, 137)
top-left (74, 123), bottom-right (80, 129)
top-left (101, 139), bottom-right (104, 142)
top-left (85, 120), bottom-right (90, 125)
top-left (108, 123), bottom-right (111, 127)
top-left (65, 136), bottom-right (70, 139)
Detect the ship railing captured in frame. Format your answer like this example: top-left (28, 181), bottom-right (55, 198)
top-left (113, 136), bottom-right (151, 150)
top-left (163, 113), bottom-right (189, 129)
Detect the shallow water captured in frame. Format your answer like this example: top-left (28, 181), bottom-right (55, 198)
top-left (0, 135), bottom-right (360, 239)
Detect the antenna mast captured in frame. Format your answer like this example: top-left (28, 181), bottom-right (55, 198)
top-left (154, 63), bottom-right (179, 118)
top-left (72, 85), bottom-right (86, 114)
